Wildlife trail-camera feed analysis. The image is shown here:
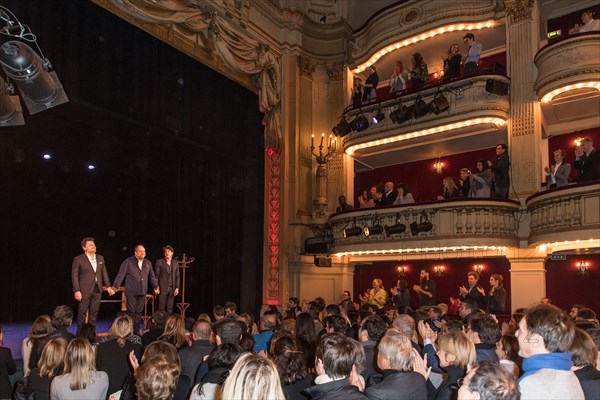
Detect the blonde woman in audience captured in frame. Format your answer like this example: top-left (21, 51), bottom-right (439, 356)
top-left (389, 60), bottom-right (409, 93)
top-left (437, 176), bottom-right (460, 200)
top-left (221, 353), bottom-right (285, 400)
top-left (21, 338), bottom-right (67, 400)
top-left (22, 314), bottom-right (53, 376)
top-left (135, 356), bottom-right (180, 400)
top-left (158, 314), bottom-right (187, 350)
top-left (359, 278), bottom-right (389, 309)
top-left (50, 337), bottom-right (108, 400)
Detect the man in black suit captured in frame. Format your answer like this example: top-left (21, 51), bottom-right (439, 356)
top-left (179, 319), bottom-right (214, 389)
top-left (111, 244), bottom-right (159, 333)
top-left (381, 181), bottom-right (398, 205)
top-left (459, 271), bottom-right (486, 311)
top-left (72, 237), bottom-right (114, 328)
top-left (574, 137), bottom-right (600, 181)
top-left (155, 245), bottom-right (180, 314)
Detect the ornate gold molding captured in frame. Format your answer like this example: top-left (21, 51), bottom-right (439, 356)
top-left (325, 62), bottom-right (344, 82)
top-left (298, 55), bottom-right (317, 78)
top-left (504, 0), bottom-right (535, 23)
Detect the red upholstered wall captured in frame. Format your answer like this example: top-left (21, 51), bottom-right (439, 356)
top-left (547, 127), bottom-right (600, 183)
top-left (546, 254), bottom-right (600, 315)
top-left (352, 257), bottom-right (512, 315)
top-left (354, 147), bottom-right (495, 206)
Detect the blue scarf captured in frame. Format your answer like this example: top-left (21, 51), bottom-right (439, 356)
top-left (519, 352), bottom-right (573, 381)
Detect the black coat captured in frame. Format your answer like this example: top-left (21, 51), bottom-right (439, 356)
top-left (574, 365), bottom-right (600, 400)
top-left (427, 365), bottom-right (464, 400)
top-left (71, 253), bottom-right (111, 295)
top-left (459, 284), bottom-right (486, 311)
top-left (0, 346), bottom-right (16, 399)
top-left (574, 149), bottom-right (600, 181)
top-left (96, 338), bottom-right (142, 396)
top-left (179, 339), bottom-right (214, 389)
top-left (491, 153), bottom-right (510, 187)
top-left (365, 370), bottom-right (427, 400)
top-left (154, 258), bottom-right (180, 292)
top-left (305, 378), bottom-right (368, 400)
top-left (29, 329), bottom-right (75, 371)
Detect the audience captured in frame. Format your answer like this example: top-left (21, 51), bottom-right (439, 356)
top-left (457, 168), bottom-right (471, 197)
top-left (141, 309), bottom-right (167, 350)
top-left (466, 313), bottom-right (501, 365)
top-left (409, 52), bottom-right (429, 90)
top-left (389, 60), bottom-right (409, 93)
top-left (392, 183), bottom-right (415, 205)
top-left (441, 43), bottom-right (462, 81)
top-left (469, 160), bottom-right (493, 197)
top-left (135, 355), bottom-right (180, 400)
top-left (29, 305), bottom-right (75, 371)
top-left (570, 328), bottom-right (600, 400)
top-left (189, 343), bottom-right (242, 400)
top-left (437, 176), bottom-right (460, 199)
top-left (462, 33), bottom-right (482, 74)
top-left (271, 335), bottom-right (313, 400)
top-left (222, 353), bottom-right (285, 400)
top-left (21, 338), bottom-right (67, 400)
top-left (21, 314), bottom-right (52, 377)
top-left (158, 314), bottom-right (188, 350)
top-left (358, 189), bottom-right (375, 209)
top-left (570, 9), bottom-right (600, 33)
top-left (352, 77), bottom-right (364, 109)
top-left (362, 66), bottom-right (379, 103)
top-left (358, 315), bottom-right (387, 382)
top-left (545, 148), bottom-right (571, 189)
top-left (495, 334), bottom-right (522, 378)
top-left (457, 360), bottom-right (520, 400)
top-left (179, 319), bottom-right (214, 388)
top-left (0, 324), bottom-right (16, 400)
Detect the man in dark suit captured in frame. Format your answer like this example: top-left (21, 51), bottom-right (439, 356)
top-left (491, 143), bottom-right (510, 198)
top-left (179, 319), bottom-right (214, 389)
top-left (381, 181), bottom-right (398, 205)
top-left (72, 237), bottom-right (114, 328)
top-left (459, 271), bottom-right (486, 311)
top-left (155, 245), bottom-right (180, 314)
top-left (111, 245), bottom-right (159, 333)
top-left (574, 137), bottom-right (600, 181)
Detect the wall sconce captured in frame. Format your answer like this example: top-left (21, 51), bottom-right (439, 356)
top-left (473, 264), bottom-right (484, 275)
top-left (434, 264), bottom-right (444, 278)
top-left (434, 158), bottom-right (444, 175)
top-left (574, 137), bottom-right (584, 147)
top-left (398, 265), bottom-right (407, 279)
top-left (576, 261), bottom-right (589, 276)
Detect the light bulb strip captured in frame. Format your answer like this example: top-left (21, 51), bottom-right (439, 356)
top-left (352, 21), bottom-right (495, 74)
top-left (345, 117), bottom-right (506, 155)
top-left (541, 81), bottom-right (600, 103)
top-left (334, 245), bottom-right (507, 258)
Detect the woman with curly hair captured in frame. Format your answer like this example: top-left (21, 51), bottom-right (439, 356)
top-left (158, 314), bottom-right (187, 350)
top-left (190, 343), bottom-right (242, 400)
top-left (272, 335), bottom-right (313, 400)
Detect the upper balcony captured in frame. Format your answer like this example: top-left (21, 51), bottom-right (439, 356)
top-left (535, 32), bottom-right (600, 136)
top-left (327, 198), bottom-right (520, 261)
top-left (526, 181), bottom-right (600, 250)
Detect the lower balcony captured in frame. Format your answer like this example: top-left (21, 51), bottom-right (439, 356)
top-left (327, 198), bottom-right (520, 260)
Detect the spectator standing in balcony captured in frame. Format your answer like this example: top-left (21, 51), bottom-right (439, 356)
top-left (491, 143), bottom-right (510, 198)
top-left (393, 183), bottom-right (415, 205)
top-left (574, 137), bottom-right (600, 181)
top-left (437, 176), bottom-right (460, 200)
top-left (362, 66), bottom-right (379, 103)
top-left (458, 168), bottom-right (471, 197)
top-left (352, 77), bottom-right (363, 109)
top-left (442, 43), bottom-right (462, 81)
top-left (572, 10), bottom-right (600, 33)
top-left (545, 148), bottom-right (571, 189)
top-left (459, 271), bottom-right (486, 311)
top-left (335, 195), bottom-right (354, 213)
top-left (469, 160), bottom-right (494, 198)
top-left (358, 189), bottom-right (375, 208)
top-left (409, 53), bottom-right (428, 91)
top-left (389, 60), bottom-right (409, 93)
top-left (381, 181), bottom-right (398, 205)
top-left (462, 33), bottom-right (482, 75)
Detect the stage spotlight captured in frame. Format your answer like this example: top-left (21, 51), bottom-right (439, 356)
top-left (372, 110), bottom-right (385, 124)
top-left (428, 92), bottom-right (449, 114)
top-left (0, 75), bottom-right (24, 126)
top-left (350, 114), bottom-right (369, 132)
top-left (87, 164), bottom-right (96, 170)
top-left (390, 104), bottom-right (412, 124)
top-left (412, 96), bottom-right (429, 119)
top-left (343, 226), bottom-right (363, 238)
top-left (364, 224), bottom-right (384, 237)
top-left (486, 79), bottom-right (509, 95)
top-left (384, 222), bottom-right (406, 237)
top-left (410, 214), bottom-right (433, 236)
top-left (42, 153), bottom-right (51, 160)
top-left (0, 41), bottom-right (68, 115)
top-left (332, 118), bottom-right (351, 137)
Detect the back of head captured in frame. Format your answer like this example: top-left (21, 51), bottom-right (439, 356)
top-left (467, 361), bottom-right (519, 400)
top-left (141, 340), bottom-right (180, 365)
top-left (29, 315), bottom-right (53, 340)
top-left (437, 331), bottom-right (476, 369)
top-left (64, 337), bottom-right (96, 390)
top-left (272, 335), bottom-right (307, 384)
top-left (111, 314), bottom-right (134, 346)
top-left (214, 318), bottom-right (242, 345)
top-left (378, 329), bottom-right (413, 371)
top-left (392, 314), bottom-right (416, 338)
top-left (152, 310), bottom-right (168, 327)
top-left (325, 304), bottom-right (341, 316)
top-left (213, 305), bottom-right (225, 319)
top-left (192, 319), bottom-right (213, 341)
top-left (468, 313), bottom-right (501, 344)
top-left (577, 307), bottom-right (597, 321)
top-left (208, 343), bottom-right (243, 371)
top-left (52, 305), bottom-right (73, 330)
top-left (159, 314), bottom-right (186, 347)
top-left (570, 328), bottom-right (598, 367)
top-left (324, 315), bottom-right (349, 334)
top-left (317, 332), bottom-right (356, 379)
top-left (462, 299), bottom-right (478, 314)
top-left (38, 338), bottom-right (67, 377)
top-left (260, 314), bottom-right (277, 331)
top-left (295, 312), bottom-right (316, 342)
top-left (222, 353), bottom-right (285, 400)
top-left (136, 356), bottom-right (180, 400)
top-left (526, 304), bottom-right (575, 352)
top-left (361, 315), bottom-right (386, 342)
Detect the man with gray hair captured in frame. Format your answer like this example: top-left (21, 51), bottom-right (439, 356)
top-left (458, 361), bottom-right (519, 400)
top-left (392, 314), bottom-right (421, 352)
top-left (253, 313), bottom-right (276, 353)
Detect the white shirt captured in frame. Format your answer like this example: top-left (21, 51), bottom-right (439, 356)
top-left (87, 254), bottom-right (97, 274)
top-left (580, 18), bottom-right (600, 32)
top-left (137, 259), bottom-right (143, 270)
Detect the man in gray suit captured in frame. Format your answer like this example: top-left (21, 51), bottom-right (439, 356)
top-left (72, 237), bottom-right (114, 328)
top-left (155, 245), bottom-right (180, 313)
top-left (111, 244), bottom-right (159, 333)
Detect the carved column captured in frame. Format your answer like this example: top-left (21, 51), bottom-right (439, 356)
top-left (505, 0), bottom-right (543, 197)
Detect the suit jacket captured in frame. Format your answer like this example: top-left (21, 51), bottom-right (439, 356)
top-left (0, 346), bottom-right (16, 399)
top-left (459, 284), bottom-right (486, 310)
top-left (381, 191), bottom-right (398, 206)
top-left (112, 256), bottom-right (158, 296)
top-left (155, 258), bottom-right (180, 292)
top-left (546, 162), bottom-right (571, 189)
top-left (491, 152), bottom-right (510, 187)
top-left (72, 253), bottom-right (111, 294)
top-left (574, 149), bottom-right (600, 182)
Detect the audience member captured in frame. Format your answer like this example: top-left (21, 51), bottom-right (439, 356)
top-left (158, 314), bottom-right (187, 350)
top-left (392, 183), bottom-right (415, 205)
top-left (413, 268), bottom-right (436, 307)
top-left (295, 312), bottom-right (317, 371)
top-left (365, 329), bottom-right (427, 399)
top-left (359, 315), bottom-right (387, 381)
top-left (540, 296), bottom-right (551, 305)
top-left (336, 195), bottom-right (354, 213)
top-left (437, 176), bottom-right (460, 199)
top-left (75, 323), bottom-right (97, 348)
top-left (545, 148), bottom-right (571, 189)
top-left (462, 33), bottom-right (482, 74)
top-left (21, 314), bottom-right (52, 377)
top-left (96, 314), bottom-right (142, 397)
top-left (491, 143), bottom-right (511, 198)
top-left (222, 353), bottom-right (285, 400)
top-left (574, 137), bottom-right (600, 181)
top-left (29, 305), bottom-right (75, 371)
top-left (571, 10), bottom-right (600, 33)
top-left (441, 43), bottom-right (462, 81)
top-left (286, 297), bottom-right (300, 320)
top-left (271, 335), bottom-right (313, 400)
top-left (516, 304), bottom-right (584, 399)
top-left (224, 301), bottom-right (237, 317)
top-left (457, 168), bottom-right (471, 197)
top-left (141, 309), bottom-right (167, 350)
top-left (571, 304), bottom-right (586, 320)
top-left (373, 185), bottom-right (385, 207)
top-left (389, 60), bottom-right (409, 93)
top-left (338, 290), bottom-right (354, 311)
top-left (459, 271), bottom-right (486, 311)
top-left (380, 182), bottom-right (397, 205)
top-left (50, 337), bottom-right (109, 400)
top-left (390, 279), bottom-right (410, 312)
top-left (480, 273), bottom-right (506, 315)
top-left (495, 334), bottom-right (522, 378)
top-left (467, 313), bottom-right (501, 364)
top-left (427, 306), bottom-right (443, 333)
top-left (135, 355), bottom-right (180, 400)
top-left (358, 189), bottom-right (375, 208)
top-left (179, 319), bottom-right (214, 389)
top-left (213, 305), bottom-right (225, 321)
top-left (457, 360), bottom-right (520, 400)
top-left (458, 298), bottom-right (479, 321)
top-left (469, 160), bottom-right (493, 197)
top-left (570, 328), bottom-right (600, 399)
top-left (359, 278), bottom-right (389, 309)
top-left (352, 76), bottom-right (364, 108)
top-left (0, 324), bottom-right (16, 400)
top-left (362, 66), bottom-right (379, 103)
top-left (254, 313), bottom-right (277, 353)
top-left (409, 52), bottom-right (428, 90)
top-left (502, 312), bottom-right (525, 336)
top-left (392, 314), bottom-right (420, 352)
top-left (189, 343), bottom-right (242, 400)
top-left (20, 338), bottom-right (67, 400)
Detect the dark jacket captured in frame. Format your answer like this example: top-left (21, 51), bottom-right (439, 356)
top-left (24, 368), bottom-right (60, 400)
top-left (179, 339), bottom-right (214, 388)
top-left (361, 341), bottom-right (379, 382)
top-left (305, 378), bottom-right (368, 400)
top-left (491, 152), bottom-right (510, 187)
top-left (282, 373), bottom-right (314, 400)
top-left (154, 258), bottom-right (180, 293)
top-left (380, 191), bottom-right (397, 206)
top-left (365, 369), bottom-right (427, 400)
top-left (459, 284), bottom-right (486, 311)
top-left (0, 346), bottom-right (16, 399)
top-left (112, 256), bottom-right (158, 297)
top-left (574, 365), bottom-right (600, 400)
top-left (486, 286), bottom-right (506, 315)
top-left (475, 343), bottom-right (499, 365)
top-left (427, 365), bottom-right (464, 400)
top-left (29, 329), bottom-right (75, 371)
top-left (71, 253), bottom-right (111, 295)
top-left (574, 149), bottom-right (600, 181)
top-left (96, 338), bottom-right (142, 396)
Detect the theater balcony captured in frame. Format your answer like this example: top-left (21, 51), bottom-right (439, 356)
top-left (526, 181), bottom-right (600, 250)
top-left (535, 32), bottom-right (600, 136)
top-left (327, 198), bottom-right (520, 261)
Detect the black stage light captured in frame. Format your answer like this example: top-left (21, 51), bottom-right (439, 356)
top-left (412, 96), bottom-right (429, 119)
top-left (372, 110), bottom-right (385, 124)
top-left (390, 104), bottom-right (412, 124)
top-left (0, 41), bottom-right (68, 114)
top-left (428, 92), bottom-right (449, 114)
top-left (485, 79), bottom-right (509, 96)
top-left (343, 226), bottom-right (363, 238)
top-left (0, 75), bottom-right (24, 126)
top-left (350, 114), bottom-right (369, 132)
top-left (364, 224), bottom-right (384, 237)
top-left (305, 235), bottom-right (334, 254)
top-left (384, 222), bottom-right (406, 237)
top-left (333, 118), bottom-right (351, 137)
top-left (314, 256), bottom-right (332, 267)
top-left (410, 219), bottom-right (433, 236)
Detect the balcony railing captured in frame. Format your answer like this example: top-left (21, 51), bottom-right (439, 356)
top-left (526, 181), bottom-right (600, 247)
top-left (328, 198), bottom-right (520, 256)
